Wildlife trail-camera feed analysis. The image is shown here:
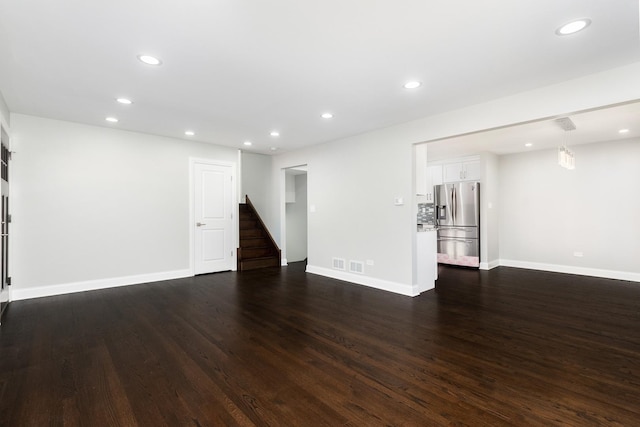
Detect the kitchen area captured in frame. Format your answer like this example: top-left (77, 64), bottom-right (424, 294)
top-left (415, 143), bottom-right (499, 294)
top-left (414, 101), bottom-right (640, 293)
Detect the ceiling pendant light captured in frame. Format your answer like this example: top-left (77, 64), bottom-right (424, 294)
top-left (555, 117), bottom-right (576, 170)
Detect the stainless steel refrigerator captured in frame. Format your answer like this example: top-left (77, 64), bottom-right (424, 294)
top-left (434, 182), bottom-right (480, 268)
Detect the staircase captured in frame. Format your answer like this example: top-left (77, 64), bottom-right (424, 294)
top-left (237, 195), bottom-right (281, 271)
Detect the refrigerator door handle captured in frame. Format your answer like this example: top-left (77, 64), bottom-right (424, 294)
top-left (439, 227), bottom-right (474, 232)
top-left (452, 187), bottom-right (457, 224)
top-left (437, 238), bottom-right (474, 243)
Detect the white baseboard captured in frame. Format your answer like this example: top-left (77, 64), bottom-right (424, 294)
top-left (11, 269), bottom-right (193, 301)
top-left (281, 258), bottom-right (288, 266)
top-left (480, 259), bottom-right (500, 270)
top-left (499, 259), bottom-right (640, 282)
top-left (305, 265), bottom-right (419, 297)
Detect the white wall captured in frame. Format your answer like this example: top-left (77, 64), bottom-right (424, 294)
top-left (499, 139), bottom-right (640, 280)
top-left (272, 132), bottom-right (416, 295)
top-left (240, 151), bottom-right (272, 221)
top-left (269, 62), bottom-right (640, 295)
top-left (11, 114), bottom-right (239, 298)
top-left (285, 173), bottom-right (307, 262)
top-left (0, 91), bottom-right (9, 129)
top-left (480, 152), bottom-right (500, 268)
top-left (8, 61), bottom-right (640, 299)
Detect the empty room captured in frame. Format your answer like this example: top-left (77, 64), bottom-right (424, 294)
top-left (1, 1), bottom-right (639, 425)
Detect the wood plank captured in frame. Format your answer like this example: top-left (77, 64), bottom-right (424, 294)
top-left (1, 264), bottom-right (639, 425)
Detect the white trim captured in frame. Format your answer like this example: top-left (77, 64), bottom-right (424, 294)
top-left (189, 157), bottom-right (238, 275)
top-left (306, 265), bottom-right (419, 297)
top-left (236, 150), bottom-right (243, 206)
top-left (11, 269), bottom-right (193, 301)
top-left (281, 258), bottom-right (289, 266)
top-left (279, 167), bottom-right (287, 262)
top-left (479, 259), bottom-right (500, 270)
top-left (499, 259), bottom-right (640, 282)
top-left (280, 163), bottom-right (310, 269)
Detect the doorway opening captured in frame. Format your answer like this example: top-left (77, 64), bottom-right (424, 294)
top-left (284, 166), bottom-right (307, 265)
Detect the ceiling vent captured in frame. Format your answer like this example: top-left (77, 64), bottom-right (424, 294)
top-left (555, 117), bottom-right (576, 131)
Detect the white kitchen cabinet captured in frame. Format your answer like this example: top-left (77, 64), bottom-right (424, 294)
top-left (443, 160), bottom-right (481, 182)
top-left (424, 165), bottom-right (442, 202)
top-left (417, 230), bottom-right (437, 293)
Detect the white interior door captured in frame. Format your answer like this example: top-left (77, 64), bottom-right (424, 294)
top-left (194, 162), bottom-right (234, 274)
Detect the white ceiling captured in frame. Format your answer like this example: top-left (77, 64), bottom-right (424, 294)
top-left (1, 1), bottom-right (639, 155)
top-left (425, 100), bottom-right (640, 161)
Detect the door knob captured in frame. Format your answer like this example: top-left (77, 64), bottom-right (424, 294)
top-left (196, 222), bottom-right (206, 227)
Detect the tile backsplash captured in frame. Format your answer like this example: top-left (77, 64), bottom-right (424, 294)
top-left (417, 202), bottom-right (435, 224)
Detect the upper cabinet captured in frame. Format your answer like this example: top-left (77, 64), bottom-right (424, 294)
top-left (424, 165), bottom-right (442, 201)
top-left (418, 150), bottom-right (481, 199)
top-left (416, 143), bottom-right (444, 200)
top-left (442, 160), bottom-right (481, 182)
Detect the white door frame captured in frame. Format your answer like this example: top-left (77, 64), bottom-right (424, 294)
top-left (280, 164), bottom-right (308, 266)
top-left (189, 157), bottom-right (238, 275)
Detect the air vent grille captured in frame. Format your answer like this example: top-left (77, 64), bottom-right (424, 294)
top-left (349, 260), bottom-right (364, 274)
top-left (555, 117), bottom-right (576, 131)
top-left (332, 258), bottom-right (345, 270)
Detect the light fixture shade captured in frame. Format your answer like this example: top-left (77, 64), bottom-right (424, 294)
top-left (558, 146), bottom-right (575, 170)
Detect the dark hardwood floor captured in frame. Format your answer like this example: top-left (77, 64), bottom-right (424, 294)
top-left (1, 263), bottom-right (639, 426)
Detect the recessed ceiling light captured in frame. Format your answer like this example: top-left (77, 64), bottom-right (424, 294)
top-left (525, 143), bottom-right (533, 147)
top-left (404, 81), bottom-right (421, 89)
top-left (105, 117), bottom-right (118, 123)
top-left (116, 98), bottom-right (132, 105)
top-left (270, 131), bottom-right (280, 137)
top-left (270, 147), bottom-right (279, 151)
top-left (243, 141), bottom-right (252, 146)
top-left (185, 130), bottom-right (195, 136)
top-left (556, 19), bottom-right (591, 36)
top-left (321, 113), bottom-right (333, 119)
top-left (619, 128), bottom-right (630, 134)
top-left (137, 54), bottom-right (162, 66)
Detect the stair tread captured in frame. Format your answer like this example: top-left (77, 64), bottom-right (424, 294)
top-left (238, 199), bottom-right (280, 271)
